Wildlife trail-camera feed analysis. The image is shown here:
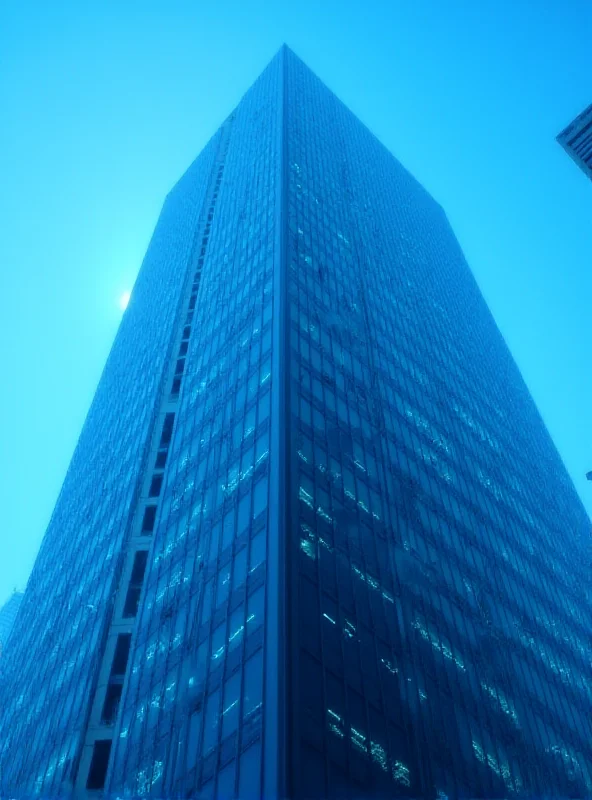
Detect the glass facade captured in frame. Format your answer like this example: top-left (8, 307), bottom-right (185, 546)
top-left (0, 45), bottom-right (590, 799)
top-left (283, 51), bottom-right (592, 799)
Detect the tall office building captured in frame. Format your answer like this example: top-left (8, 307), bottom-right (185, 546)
top-left (0, 591), bottom-right (23, 653)
top-left (557, 102), bottom-right (592, 181)
top-left (0, 46), bottom-right (591, 799)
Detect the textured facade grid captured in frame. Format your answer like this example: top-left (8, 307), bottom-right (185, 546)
top-left (283, 52), bottom-right (592, 799)
top-left (0, 46), bottom-right (590, 799)
top-left (557, 102), bottom-right (592, 181)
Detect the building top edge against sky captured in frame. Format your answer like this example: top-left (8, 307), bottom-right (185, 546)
top-left (171, 45), bottom-right (446, 217)
top-left (557, 102), bottom-right (592, 141)
top-left (556, 101), bottom-right (592, 181)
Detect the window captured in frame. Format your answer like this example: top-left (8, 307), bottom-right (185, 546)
top-left (149, 475), bottom-right (163, 498)
top-left (179, 341), bottom-right (188, 356)
top-left (155, 450), bottom-right (167, 469)
top-left (253, 476), bottom-right (268, 520)
top-left (238, 741), bottom-right (261, 798)
top-left (255, 430), bottom-right (269, 462)
top-left (123, 550), bottom-right (148, 618)
top-left (187, 708), bottom-right (202, 772)
top-left (222, 509), bottom-right (235, 550)
top-left (202, 689), bottom-right (220, 755)
top-left (300, 651), bottom-right (323, 720)
top-left (228, 606), bottom-right (244, 652)
top-left (243, 650), bottom-right (263, 720)
top-left (211, 622), bottom-right (226, 664)
top-left (258, 390), bottom-right (271, 423)
top-left (101, 683), bottom-right (123, 725)
top-left (141, 505), bottom-right (157, 534)
top-left (110, 634), bottom-right (131, 678)
top-left (172, 377), bottom-right (181, 396)
top-left (299, 743), bottom-right (326, 798)
top-left (247, 586), bottom-right (265, 634)
top-left (238, 493), bottom-right (250, 536)
top-left (232, 548), bottom-right (248, 592)
top-left (122, 585), bottom-right (141, 618)
top-left (160, 413), bottom-right (175, 447)
top-left (217, 762), bottom-right (236, 799)
top-left (190, 640), bottom-right (208, 691)
top-left (209, 524), bottom-right (221, 563)
top-left (211, 538), bottom-right (229, 591)
top-left (201, 579), bottom-right (214, 625)
top-left (86, 739), bottom-right (112, 790)
top-left (249, 530), bottom-right (266, 572)
top-left (221, 671), bottom-right (241, 737)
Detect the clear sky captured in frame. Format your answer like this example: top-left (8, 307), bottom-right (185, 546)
top-left (0, 0), bottom-right (591, 605)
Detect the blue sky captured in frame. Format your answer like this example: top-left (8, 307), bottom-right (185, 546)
top-left (0, 0), bottom-right (591, 605)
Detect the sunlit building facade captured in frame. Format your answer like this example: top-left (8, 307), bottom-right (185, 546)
top-left (0, 46), bottom-right (591, 799)
top-left (557, 102), bottom-right (592, 181)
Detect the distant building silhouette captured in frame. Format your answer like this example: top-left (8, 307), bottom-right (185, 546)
top-left (557, 103), bottom-right (592, 181)
top-left (0, 592), bottom-right (23, 653)
top-left (0, 46), bottom-right (591, 799)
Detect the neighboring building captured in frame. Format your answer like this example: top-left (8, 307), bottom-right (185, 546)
top-left (0, 46), bottom-right (591, 799)
top-left (0, 592), bottom-right (23, 652)
top-left (557, 102), bottom-right (592, 181)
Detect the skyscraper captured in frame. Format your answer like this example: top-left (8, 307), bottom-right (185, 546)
top-left (1, 45), bottom-right (591, 799)
top-left (0, 591), bottom-right (23, 653)
top-left (557, 102), bottom-right (592, 181)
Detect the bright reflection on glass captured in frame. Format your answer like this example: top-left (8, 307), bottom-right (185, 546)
top-left (119, 290), bottom-right (132, 310)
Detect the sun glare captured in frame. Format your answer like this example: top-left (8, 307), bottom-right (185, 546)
top-left (119, 290), bottom-right (131, 311)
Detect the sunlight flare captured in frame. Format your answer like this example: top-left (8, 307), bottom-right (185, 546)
top-left (119, 290), bottom-right (131, 311)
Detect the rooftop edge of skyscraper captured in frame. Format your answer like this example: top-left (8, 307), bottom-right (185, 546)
top-left (169, 44), bottom-right (447, 218)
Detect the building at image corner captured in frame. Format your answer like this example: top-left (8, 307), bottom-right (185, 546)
top-left (0, 45), bottom-right (591, 799)
top-left (557, 102), bottom-right (592, 181)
